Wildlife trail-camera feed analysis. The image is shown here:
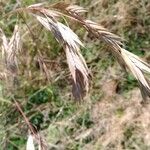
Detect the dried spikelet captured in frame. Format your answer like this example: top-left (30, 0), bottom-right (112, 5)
top-left (66, 5), bottom-right (87, 14)
top-left (59, 4), bottom-right (150, 102)
top-left (0, 25), bottom-right (21, 73)
top-left (0, 72), bottom-right (7, 80)
top-left (8, 25), bottom-right (21, 72)
top-left (0, 28), bottom-right (8, 55)
top-left (23, 3), bottom-right (150, 101)
top-left (36, 54), bottom-right (50, 82)
top-left (26, 134), bottom-right (35, 150)
top-left (27, 3), bottom-right (45, 8)
top-left (53, 4), bottom-right (123, 44)
top-left (52, 2), bottom-right (86, 15)
top-left (26, 6), bottom-right (90, 99)
top-left (51, 2), bottom-right (70, 10)
top-left (26, 132), bottom-right (47, 150)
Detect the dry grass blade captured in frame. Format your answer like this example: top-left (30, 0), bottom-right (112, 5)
top-left (66, 5), bottom-right (87, 14)
top-left (0, 28), bottom-right (8, 54)
top-left (26, 133), bottom-right (47, 150)
top-left (65, 45), bottom-right (90, 99)
top-left (26, 5), bottom-right (90, 100)
top-left (84, 20), bottom-right (123, 45)
top-left (18, 3), bottom-right (150, 102)
top-left (0, 25), bottom-right (21, 73)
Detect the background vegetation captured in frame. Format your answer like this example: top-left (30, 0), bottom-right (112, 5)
top-left (0, 0), bottom-right (150, 149)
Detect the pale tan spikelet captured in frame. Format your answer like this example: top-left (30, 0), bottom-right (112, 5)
top-left (57, 22), bottom-right (90, 99)
top-left (24, 3), bottom-right (150, 102)
top-left (27, 5), bottom-right (60, 19)
top-left (121, 49), bottom-right (150, 101)
top-left (123, 50), bottom-right (150, 73)
top-left (26, 133), bottom-right (47, 150)
top-left (51, 2), bottom-right (70, 11)
top-left (54, 4), bottom-right (123, 44)
top-left (82, 20), bottom-right (124, 46)
top-left (65, 45), bottom-right (89, 99)
top-left (9, 25), bottom-right (21, 51)
top-left (26, 134), bottom-right (35, 150)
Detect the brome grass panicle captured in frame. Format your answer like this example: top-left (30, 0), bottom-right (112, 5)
top-left (13, 2), bottom-right (150, 101)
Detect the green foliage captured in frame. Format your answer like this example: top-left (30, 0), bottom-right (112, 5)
top-left (115, 107), bottom-right (124, 117)
top-left (117, 74), bottom-right (138, 94)
top-left (6, 137), bottom-right (26, 150)
top-left (29, 86), bottom-right (56, 105)
top-left (122, 126), bottom-right (150, 150)
top-left (124, 30), bottom-right (149, 56)
top-left (76, 112), bottom-right (94, 128)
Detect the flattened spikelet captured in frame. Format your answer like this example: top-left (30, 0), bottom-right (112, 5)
top-left (0, 28), bottom-right (8, 54)
top-left (65, 45), bottom-right (89, 99)
top-left (121, 49), bottom-right (150, 101)
top-left (26, 133), bottom-right (47, 150)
